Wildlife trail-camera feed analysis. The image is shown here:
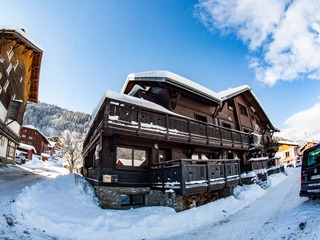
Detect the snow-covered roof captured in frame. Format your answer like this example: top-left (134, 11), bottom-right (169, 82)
top-left (122, 70), bottom-right (221, 104)
top-left (0, 26), bottom-right (43, 52)
top-left (90, 90), bottom-right (187, 126)
top-left (22, 125), bottom-right (50, 144)
top-left (217, 85), bottom-right (251, 100)
top-left (18, 143), bottom-right (37, 153)
top-left (278, 140), bottom-right (299, 146)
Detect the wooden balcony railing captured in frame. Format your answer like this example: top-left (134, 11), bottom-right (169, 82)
top-left (150, 159), bottom-right (241, 196)
top-left (83, 97), bottom-right (257, 154)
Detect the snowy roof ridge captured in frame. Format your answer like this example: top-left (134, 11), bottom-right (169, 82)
top-left (122, 70), bottom-right (221, 104)
top-left (0, 25), bottom-right (43, 52)
top-left (216, 85), bottom-right (251, 100)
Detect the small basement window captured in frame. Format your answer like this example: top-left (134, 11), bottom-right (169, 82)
top-left (121, 194), bottom-right (145, 206)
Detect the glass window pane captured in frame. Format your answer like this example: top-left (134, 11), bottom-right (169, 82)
top-left (133, 149), bottom-right (146, 167)
top-left (132, 194), bottom-right (144, 205)
top-left (116, 147), bottom-right (132, 166)
top-left (121, 194), bottom-right (130, 205)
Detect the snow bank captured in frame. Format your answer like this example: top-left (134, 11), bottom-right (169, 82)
top-left (13, 171), bottom-right (289, 240)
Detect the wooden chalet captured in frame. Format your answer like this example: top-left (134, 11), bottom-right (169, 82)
top-left (82, 71), bottom-right (279, 210)
top-left (0, 26), bottom-right (43, 163)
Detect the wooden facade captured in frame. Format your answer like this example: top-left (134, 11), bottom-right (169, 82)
top-left (82, 71), bottom-right (279, 208)
top-left (0, 27), bottom-right (42, 163)
top-left (20, 125), bottom-right (50, 156)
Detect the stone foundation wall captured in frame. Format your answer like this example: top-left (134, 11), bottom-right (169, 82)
top-left (95, 186), bottom-right (185, 211)
top-left (148, 190), bottom-right (185, 212)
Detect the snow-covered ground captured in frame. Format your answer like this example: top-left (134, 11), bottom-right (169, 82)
top-left (0, 162), bottom-right (318, 240)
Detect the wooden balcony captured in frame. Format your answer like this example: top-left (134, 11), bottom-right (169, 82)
top-left (83, 97), bottom-right (254, 154)
top-left (150, 159), bottom-right (241, 196)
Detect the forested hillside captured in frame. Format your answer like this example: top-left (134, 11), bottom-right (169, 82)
top-left (23, 102), bottom-right (91, 137)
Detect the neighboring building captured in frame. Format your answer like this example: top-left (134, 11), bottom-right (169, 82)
top-left (48, 136), bottom-right (64, 150)
top-left (82, 70), bottom-right (279, 211)
top-left (17, 142), bottom-right (36, 160)
top-left (0, 26), bottom-right (43, 164)
top-left (299, 141), bottom-right (318, 155)
top-left (20, 125), bottom-right (50, 156)
top-left (275, 140), bottom-right (299, 167)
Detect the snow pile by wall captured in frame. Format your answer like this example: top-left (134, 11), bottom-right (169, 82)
top-left (12, 172), bottom-right (288, 240)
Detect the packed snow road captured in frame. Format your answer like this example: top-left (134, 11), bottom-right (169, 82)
top-left (1, 163), bottom-right (319, 240)
top-left (170, 167), bottom-right (318, 240)
top-left (0, 163), bottom-right (68, 240)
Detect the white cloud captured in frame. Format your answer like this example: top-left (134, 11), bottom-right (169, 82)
top-left (195, 0), bottom-right (320, 85)
top-left (277, 102), bottom-right (320, 141)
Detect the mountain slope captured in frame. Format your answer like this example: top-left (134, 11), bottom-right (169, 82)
top-left (23, 102), bottom-right (91, 137)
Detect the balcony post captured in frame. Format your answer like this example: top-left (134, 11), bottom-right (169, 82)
top-left (137, 106), bottom-right (142, 135)
top-left (165, 114), bottom-right (169, 140)
top-left (104, 99), bottom-right (110, 129)
top-left (180, 160), bottom-right (186, 196)
top-left (206, 161), bottom-right (211, 191)
top-left (223, 160), bottom-right (228, 187)
top-left (205, 123), bottom-right (209, 145)
top-left (219, 127), bottom-right (223, 146)
top-left (187, 119), bottom-right (191, 143)
top-left (230, 129), bottom-right (234, 147)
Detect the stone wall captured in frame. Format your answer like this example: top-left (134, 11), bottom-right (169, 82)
top-left (95, 186), bottom-right (185, 211)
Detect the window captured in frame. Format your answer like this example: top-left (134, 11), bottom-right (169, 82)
top-left (222, 122), bottom-right (232, 129)
top-left (243, 128), bottom-right (251, 133)
top-left (195, 114), bottom-right (207, 123)
top-left (121, 194), bottom-right (145, 206)
top-left (3, 80), bottom-right (9, 92)
top-left (227, 100), bottom-right (234, 111)
top-left (13, 60), bottom-right (19, 71)
top-left (7, 46), bottom-right (14, 61)
top-left (116, 146), bottom-right (147, 167)
top-left (22, 134), bottom-right (26, 138)
top-left (28, 136), bottom-right (33, 140)
top-left (305, 147), bottom-right (320, 168)
top-left (239, 104), bottom-right (248, 116)
top-left (6, 63), bottom-right (12, 75)
top-left (158, 149), bottom-right (170, 163)
top-left (285, 152), bottom-right (290, 158)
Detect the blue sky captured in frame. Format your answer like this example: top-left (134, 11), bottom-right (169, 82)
top-left (2, 0), bottom-right (320, 141)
